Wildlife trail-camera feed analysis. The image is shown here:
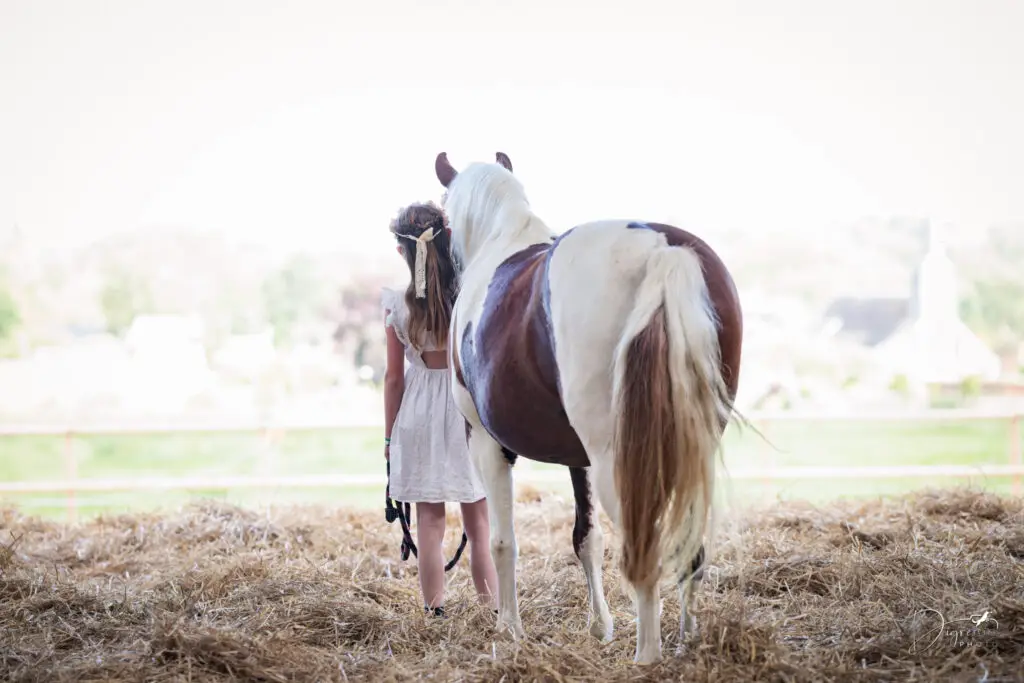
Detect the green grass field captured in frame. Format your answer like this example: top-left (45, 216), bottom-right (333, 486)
top-left (0, 417), bottom-right (1018, 521)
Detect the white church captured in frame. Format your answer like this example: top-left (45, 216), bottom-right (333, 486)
top-left (823, 223), bottom-right (1001, 384)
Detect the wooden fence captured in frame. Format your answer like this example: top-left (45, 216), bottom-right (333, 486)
top-left (1, 409), bottom-right (1021, 523)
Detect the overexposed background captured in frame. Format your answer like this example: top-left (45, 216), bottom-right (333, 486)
top-left (2, 0), bottom-right (1023, 518)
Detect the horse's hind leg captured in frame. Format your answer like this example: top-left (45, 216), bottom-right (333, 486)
top-left (569, 467), bottom-right (613, 642)
top-left (469, 427), bottom-right (525, 640)
top-left (677, 544), bottom-right (705, 645)
top-left (634, 581), bottom-right (662, 664)
top-left (585, 456), bottom-right (661, 662)
top-left (588, 456), bottom-right (664, 663)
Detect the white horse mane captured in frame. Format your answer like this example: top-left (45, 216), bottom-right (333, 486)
top-left (444, 162), bottom-right (545, 268)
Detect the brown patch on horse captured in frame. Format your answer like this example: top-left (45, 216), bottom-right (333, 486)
top-left (627, 222), bottom-right (743, 404)
top-left (458, 244), bottom-right (590, 468)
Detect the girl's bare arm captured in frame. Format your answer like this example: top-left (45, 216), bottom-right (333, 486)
top-left (383, 313), bottom-right (406, 459)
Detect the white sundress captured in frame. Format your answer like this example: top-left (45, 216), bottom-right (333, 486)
top-left (382, 287), bottom-right (487, 504)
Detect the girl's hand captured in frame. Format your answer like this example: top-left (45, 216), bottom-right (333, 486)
top-left (385, 444), bottom-right (391, 461)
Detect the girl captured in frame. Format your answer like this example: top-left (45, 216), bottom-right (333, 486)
top-left (382, 201), bottom-right (498, 617)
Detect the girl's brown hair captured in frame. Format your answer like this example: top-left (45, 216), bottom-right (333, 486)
top-left (390, 202), bottom-right (458, 349)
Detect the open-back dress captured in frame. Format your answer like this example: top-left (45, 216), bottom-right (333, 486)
top-left (382, 287), bottom-right (486, 503)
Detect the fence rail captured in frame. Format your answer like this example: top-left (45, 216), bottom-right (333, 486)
top-left (1, 409), bottom-right (1021, 522)
top-left (1, 465), bottom-right (1023, 496)
top-left (0, 407), bottom-right (1018, 437)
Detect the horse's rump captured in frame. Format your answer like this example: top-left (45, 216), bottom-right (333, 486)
top-left (626, 222), bottom-right (743, 399)
top-left (456, 242), bottom-right (590, 468)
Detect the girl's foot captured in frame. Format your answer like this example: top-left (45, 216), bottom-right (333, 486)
top-left (425, 605), bottom-right (445, 618)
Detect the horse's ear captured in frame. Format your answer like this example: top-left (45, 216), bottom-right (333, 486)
top-left (435, 152), bottom-right (457, 188)
top-left (495, 152), bottom-right (513, 173)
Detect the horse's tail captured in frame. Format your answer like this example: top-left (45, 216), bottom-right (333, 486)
top-left (612, 245), bottom-right (731, 589)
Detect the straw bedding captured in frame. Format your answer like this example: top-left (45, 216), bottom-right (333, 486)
top-left (1, 487), bottom-right (1021, 682)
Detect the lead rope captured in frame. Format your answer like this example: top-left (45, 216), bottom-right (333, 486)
top-left (385, 461), bottom-right (468, 571)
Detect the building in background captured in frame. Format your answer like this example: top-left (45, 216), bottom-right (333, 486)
top-left (822, 222), bottom-right (1001, 385)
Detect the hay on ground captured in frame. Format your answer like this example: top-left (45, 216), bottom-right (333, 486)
top-left (1, 487), bottom-right (1022, 682)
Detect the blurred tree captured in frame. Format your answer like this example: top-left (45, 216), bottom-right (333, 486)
top-left (959, 224), bottom-right (1024, 346)
top-left (330, 274), bottom-right (391, 376)
top-left (99, 268), bottom-right (154, 336)
top-left (262, 254), bottom-right (325, 347)
top-left (0, 284), bottom-right (20, 342)
top-left (960, 279), bottom-right (1024, 345)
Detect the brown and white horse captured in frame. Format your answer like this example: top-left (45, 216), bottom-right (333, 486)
top-left (436, 152), bottom-right (742, 664)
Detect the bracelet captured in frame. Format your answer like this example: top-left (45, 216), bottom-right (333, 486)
top-left (384, 437), bottom-right (391, 445)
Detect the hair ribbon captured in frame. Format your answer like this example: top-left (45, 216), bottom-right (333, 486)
top-left (396, 228), bottom-right (437, 298)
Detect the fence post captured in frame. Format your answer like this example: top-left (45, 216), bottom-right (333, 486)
top-left (1011, 414), bottom-right (1021, 497)
top-left (64, 431), bottom-right (77, 524)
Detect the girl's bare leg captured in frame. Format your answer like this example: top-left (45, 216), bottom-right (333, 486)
top-left (460, 498), bottom-right (499, 609)
top-left (415, 502), bottom-right (447, 610)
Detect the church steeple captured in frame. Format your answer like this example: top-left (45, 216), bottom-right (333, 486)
top-left (910, 220), bottom-right (958, 323)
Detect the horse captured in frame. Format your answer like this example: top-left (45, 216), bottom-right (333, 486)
top-left (435, 151), bottom-right (743, 665)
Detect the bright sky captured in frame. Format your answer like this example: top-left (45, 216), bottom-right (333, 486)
top-left (2, 0), bottom-right (1022, 255)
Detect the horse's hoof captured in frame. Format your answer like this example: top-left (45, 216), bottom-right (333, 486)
top-left (679, 619), bottom-right (699, 641)
top-left (634, 649), bottom-right (662, 666)
top-left (589, 617), bottom-right (613, 642)
top-left (674, 631), bottom-right (699, 657)
top-left (495, 619), bottom-right (526, 642)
